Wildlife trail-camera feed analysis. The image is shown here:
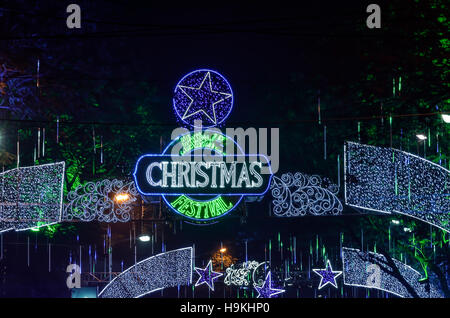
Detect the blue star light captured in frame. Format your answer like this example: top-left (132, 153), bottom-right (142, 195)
top-left (254, 271), bottom-right (285, 298)
top-left (312, 260), bottom-right (342, 289)
top-left (173, 69), bottom-right (233, 128)
top-left (194, 260), bottom-right (223, 291)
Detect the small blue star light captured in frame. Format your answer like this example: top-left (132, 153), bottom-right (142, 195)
top-left (254, 271), bottom-right (285, 298)
top-left (312, 260), bottom-right (342, 289)
top-left (194, 260), bottom-right (223, 291)
top-left (173, 69), bottom-right (233, 128)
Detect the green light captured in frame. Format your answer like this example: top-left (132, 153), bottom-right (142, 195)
top-left (169, 195), bottom-right (233, 219)
top-left (30, 220), bottom-right (45, 232)
top-left (316, 235), bottom-right (319, 255)
top-left (179, 132), bottom-right (225, 155)
top-left (388, 227), bottom-right (391, 244)
top-left (395, 174), bottom-right (398, 195)
top-left (278, 232), bottom-right (281, 250)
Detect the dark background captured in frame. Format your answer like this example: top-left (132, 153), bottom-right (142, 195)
top-left (0, 0), bottom-right (448, 297)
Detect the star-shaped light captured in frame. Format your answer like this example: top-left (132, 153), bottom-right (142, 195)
top-left (178, 71), bottom-right (232, 124)
top-left (194, 260), bottom-right (223, 291)
top-left (312, 260), bottom-right (342, 289)
top-left (254, 271), bottom-right (285, 298)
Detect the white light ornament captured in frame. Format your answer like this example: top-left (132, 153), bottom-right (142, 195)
top-left (224, 261), bottom-right (266, 287)
top-left (98, 247), bottom-right (193, 298)
top-left (342, 247), bottom-right (444, 298)
top-left (344, 142), bottom-right (450, 232)
top-left (254, 271), bottom-right (285, 298)
top-left (312, 260), bottom-right (342, 290)
top-left (64, 179), bottom-right (138, 223)
top-left (194, 260), bottom-right (223, 291)
top-left (270, 172), bottom-right (342, 217)
top-left (0, 162), bottom-right (65, 233)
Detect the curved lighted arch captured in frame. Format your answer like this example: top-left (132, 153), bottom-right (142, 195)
top-left (342, 247), bottom-right (444, 298)
top-left (344, 142), bottom-right (450, 232)
top-left (98, 247), bottom-right (193, 298)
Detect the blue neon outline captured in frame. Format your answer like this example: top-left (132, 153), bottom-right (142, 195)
top-left (132, 130), bottom-right (273, 222)
top-left (133, 154), bottom-right (273, 196)
top-left (173, 69), bottom-right (234, 129)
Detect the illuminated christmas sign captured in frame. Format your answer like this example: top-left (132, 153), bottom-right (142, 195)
top-left (134, 154), bottom-right (270, 196)
top-left (134, 130), bottom-right (272, 221)
top-left (134, 69), bottom-right (272, 222)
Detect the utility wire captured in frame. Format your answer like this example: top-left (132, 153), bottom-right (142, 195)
top-left (0, 111), bottom-right (447, 127)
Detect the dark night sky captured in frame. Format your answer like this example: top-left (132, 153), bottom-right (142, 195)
top-left (24, 0), bottom-right (377, 124)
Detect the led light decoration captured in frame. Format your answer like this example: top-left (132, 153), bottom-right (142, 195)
top-left (312, 260), bottom-right (342, 289)
top-left (194, 260), bottom-right (223, 291)
top-left (224, 261), bottom-right (264, 286)
top-left (98, 247), bottom-right (193, 298)
top-left (0, 162), bottom-right (65, 233)
top-left (270, 172), bottom-right (342, 217)
top-left (134, 154), bottom-right (272, 196)
top-left (64, 179), bottom-right (138, 223)
top-left (344, 142), bottom-right (450, 232)
top-left (134, 130), bottom-right (272, 223)
top-left (342, 247), bottom-right (444, 298)
top-left (173, 69), bottom-right (233, 128)
top-left (254, 271), bottom-right (285, 298)
top-left (160, 131), bottom-right (243, 222)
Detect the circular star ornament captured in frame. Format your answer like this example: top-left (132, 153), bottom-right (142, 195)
top-left (254, 271), bottom-right (285, 298)
top-left (194, 260), bottom-right (223, 291)
top-left (312, 260), bottom-right (342, 290)
top-left (173, 69), bottom-right (233, 128)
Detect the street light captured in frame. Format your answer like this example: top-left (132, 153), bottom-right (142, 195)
top-left (416, 134), bottom-right (427, 141)
top-left (416, 134), bottom-right (427, 158)
top-left (114, 193), bottom-right (130, 203)
top-left (442, 114), bottom-right (450, 123)
top-left (138, 235), bottom-right (150, 242)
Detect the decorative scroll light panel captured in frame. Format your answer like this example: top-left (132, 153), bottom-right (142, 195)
top-left (342, 247), bottom-right (444, 298)
top-left (98, 247), bottom-right (193, 298)
top-left (270, 172), bottom-right (342, 217)
top-left (0, 162), bottom-right (65, 233)
top-left (224, 261), bottom-right (266, 287)
top-left (63, 179), bottom-right (138, 223)
top-left (344, 142), bottom-right (450, 232)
